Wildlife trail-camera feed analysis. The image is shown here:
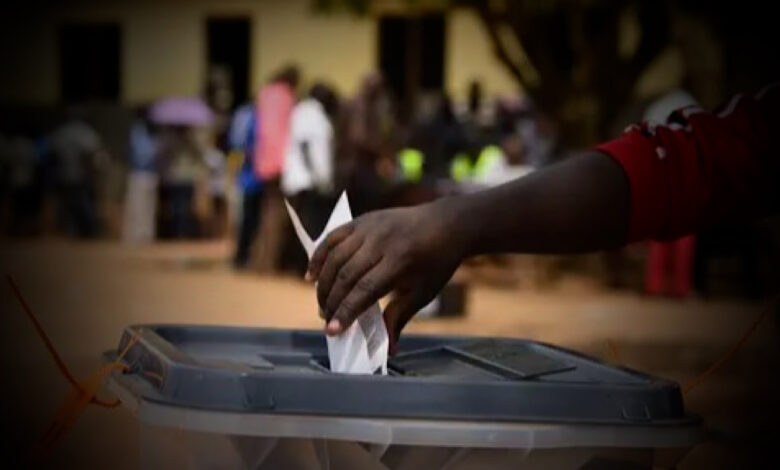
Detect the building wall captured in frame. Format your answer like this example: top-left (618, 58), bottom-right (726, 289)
top-left (0, 11), bottom-right (59, 105)
top-left (254, 1), bottom-right (376, 96)
top-left (0, 0), bottom-right (521, 106)
top-left (123, 4), bottom-right (204, 103)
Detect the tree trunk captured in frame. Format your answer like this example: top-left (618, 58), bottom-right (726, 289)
top-left (471, 0), bottom-right (669, 148)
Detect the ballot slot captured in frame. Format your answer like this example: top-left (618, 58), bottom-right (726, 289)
top-left (312, 355), bottom-right (402, 375)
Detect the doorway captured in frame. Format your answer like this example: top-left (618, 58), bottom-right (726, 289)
top-left (206, 17), bottom-right (251, 107)
top-left (378, 14), bottom-right (445, 119)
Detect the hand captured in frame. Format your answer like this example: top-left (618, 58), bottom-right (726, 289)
top-left (307, 198), bottom-right (470, 352)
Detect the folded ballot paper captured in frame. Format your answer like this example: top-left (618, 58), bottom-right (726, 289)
top-left (284, 192), bottom-right (388, 375)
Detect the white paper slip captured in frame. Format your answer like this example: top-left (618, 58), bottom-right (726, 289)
top-left (284, 191), bottom-right (388, 375)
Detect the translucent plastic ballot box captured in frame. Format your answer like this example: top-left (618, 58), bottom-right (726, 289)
top-left (105, 325), bottom-right (701, 470)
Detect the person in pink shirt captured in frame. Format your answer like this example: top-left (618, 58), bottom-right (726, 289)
top-left (255, 66), bottom-right (299, 181)
top-left (252, 66), bottom-right (300, 272)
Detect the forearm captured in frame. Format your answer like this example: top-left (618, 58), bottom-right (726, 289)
top-left (450, 152), bottom-right (630, 255)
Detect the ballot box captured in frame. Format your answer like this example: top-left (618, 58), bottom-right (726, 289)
top-left (106, 325), bottom-right (700, 469)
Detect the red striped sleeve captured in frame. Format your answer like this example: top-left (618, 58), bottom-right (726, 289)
top-left (596, 84), bottom-right (780, 242)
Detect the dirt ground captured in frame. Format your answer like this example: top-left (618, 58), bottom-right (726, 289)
top-left (0, 239), bottom-right (778, 469)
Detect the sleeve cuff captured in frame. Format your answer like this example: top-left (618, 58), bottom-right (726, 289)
top-left (595, 129), bottom-right (668, 242)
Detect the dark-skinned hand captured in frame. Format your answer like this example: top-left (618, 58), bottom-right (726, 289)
top-left (307, 153), bottom-right (634, 352)
top-left (307, 198), bottom-right (470, 353)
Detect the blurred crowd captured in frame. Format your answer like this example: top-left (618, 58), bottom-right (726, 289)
top-left (2, 65), bottom-right (773, 298)
top-left (0, 65), bottom-right (556, 275)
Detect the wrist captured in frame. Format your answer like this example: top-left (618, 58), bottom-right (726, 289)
top-left (432, 195), bottom-right (481, 260)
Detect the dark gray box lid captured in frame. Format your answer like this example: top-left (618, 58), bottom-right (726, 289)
top-left (106, 324), bottom-right (696, 425)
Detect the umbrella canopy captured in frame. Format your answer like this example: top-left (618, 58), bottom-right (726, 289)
top-left (149, 97), bottom-right (214, 126)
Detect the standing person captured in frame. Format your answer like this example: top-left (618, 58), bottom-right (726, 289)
top-left (405, 93), bottom-right (468, 182)
top-left (0, 135), bottom-right (41, 236)
top-left (431, 95), bottom-right (469, 180)
top-left (282, 83), bottom-right (338, 233)
top-left (122, 109), bottom-right (159, 243)
top-left (149, 97), bottom-right (215, 239)
top-left (201, 144), bottom-right (228, 238)
top-left (281, 83), bottom-right (339, 274)
top-left (189, 124), bottom-right (228, 238)
top-left (204, 65), bottom-right (235, 151)
top-left (155, 126), bottom-right (203, 239)
top-left (48, 112), bottom-right (107, 238)
top-left (253, 65), bottom-right (299, 272)
top-left (457, 80), bottom-right (492, 135)
top-left (229, 103), bottom-right (262, 269)
top-left (337, 72), bottom-right (395, 215)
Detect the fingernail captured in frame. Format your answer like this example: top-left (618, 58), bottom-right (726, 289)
top-left (326, 318), bottom-right (342, 335)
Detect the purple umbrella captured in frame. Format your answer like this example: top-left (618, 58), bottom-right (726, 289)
top-left (149, 97), bottom-right (214, 126)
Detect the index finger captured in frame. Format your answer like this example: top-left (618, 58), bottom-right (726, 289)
top-left (326, 259), bottom-right (401, 334)
top-left (307, 222), bottom-right (354, 280)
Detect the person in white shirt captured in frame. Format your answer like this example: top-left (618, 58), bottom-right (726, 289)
top-left (282, 84), bottom-right (337, 197)
top-left (282, 83), bottom-right (339, 237)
